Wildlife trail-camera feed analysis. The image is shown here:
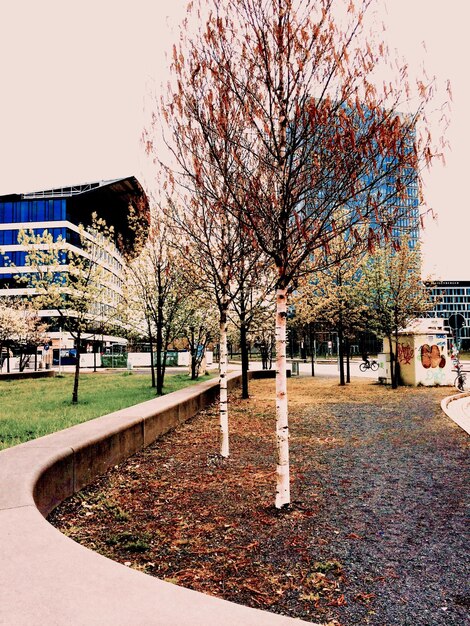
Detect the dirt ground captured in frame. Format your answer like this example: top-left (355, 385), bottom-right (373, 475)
top-left (49, 377), bottom-right (469, 625)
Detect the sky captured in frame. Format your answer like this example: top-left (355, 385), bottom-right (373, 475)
top-left (0, 0), bottom-right (468, 279)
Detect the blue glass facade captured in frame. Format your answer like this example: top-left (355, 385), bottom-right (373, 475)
top-left (0, 251), bottom-right (28, 267)
top-left (0, 214), bottom-right (77, 287)
top-left (0, 176), bottom-right (152, 287)
top-left (0, 198), bottom-right (70, 287)
top-left (301, 105), bottom-right (421, 250)
top-left (0, 198), bottom-right (66, 223)
top-left (0, 227), bottom-right (68, 245)
top-left (369, 126), bottom-right (420, 249)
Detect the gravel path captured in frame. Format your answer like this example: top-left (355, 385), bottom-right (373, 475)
top-left (304, 390), bottom-right (470, 625)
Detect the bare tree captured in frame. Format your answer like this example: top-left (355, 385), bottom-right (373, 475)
top-left (145, 17), bottom-right (266, 456)
top-left (166, 194), bottom-right (259, 456)
top-left (229, 231), bottom-right (275, 398)
top-left (160, 0), bottom-right (445, 507)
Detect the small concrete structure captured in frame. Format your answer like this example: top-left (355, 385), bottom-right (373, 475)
top-left (0, 371), bottom-right (314, 626)
top-left (379, 318), bottom-right (453, 386)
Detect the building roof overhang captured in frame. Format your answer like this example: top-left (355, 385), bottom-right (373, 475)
top-left (0, 176), bottom-right (150, 259)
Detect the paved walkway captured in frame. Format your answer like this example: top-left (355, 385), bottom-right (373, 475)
top-left (441, 392), bottom-right (470, 435)
top-left (296, 384), bottom-right (470, 625)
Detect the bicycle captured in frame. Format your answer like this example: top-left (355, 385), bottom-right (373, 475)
top-left (453, 360), bottom-right (469, 392)
top-left (359, 358), bottom-right (379, 372)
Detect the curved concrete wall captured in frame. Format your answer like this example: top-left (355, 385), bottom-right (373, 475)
top-left (0, 372), bottom-right (313, 626)
top-left (441, 391), bottom-right (470, 435)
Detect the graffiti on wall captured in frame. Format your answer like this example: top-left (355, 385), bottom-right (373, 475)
top-left (420, 344), bottom-right (446, 369)
top-left (424, 367), bottom-right (446, 385)
top-left (396, 339), bottom-right (448, 385)
top-left (397, 343), bottom-right (414, 365)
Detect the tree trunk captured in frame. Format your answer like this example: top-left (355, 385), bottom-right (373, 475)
top-left (240, 316), bottom-right (249, 399)
top-left (190, 327), bottom-right (197, 380)
top-left (260, 343), bottom-right (268, 369)
top-left (393, 327), bottom-right (400, 389)
top-left (310, 323), bottom-right (315, 377)
top-left (156, 335), bottom-right (164, 394)
top-left (190, 326), bottom-right (201, 380)
top-left (275, 287), bottom-right (290, 509)
top-left (346, 337), bottom-right (351, 383)
top-left (147, 320), bottom-right (156, 388)
top-left (156, 294), bottom-right (164, 395)
top-left (219, 306), bottom-right (229, 457)
top-left (338, 323), bottom-right (345, 386)
top-left (387, 334), bottom-right (396, 389)
top-left (161, 350), bottom-right (167, 387)
top-left (72, 331), bottom-right (81, 404)
top-left (391, 351), bottom-right (397, 389)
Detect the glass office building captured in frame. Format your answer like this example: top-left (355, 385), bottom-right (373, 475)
top-left (370, 120), bottom-right (420, 249)
top-left (0, 176), bottom-right (149, 291)
top-left (302, 105), bottom-right (421, 251)
top-left (0, 177), bottom-right (149, 357)
top-left (427, 281), bottom-right (470, 349)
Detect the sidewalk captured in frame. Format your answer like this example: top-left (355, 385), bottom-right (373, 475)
top-left (441, 392), bottom-right (470, 435)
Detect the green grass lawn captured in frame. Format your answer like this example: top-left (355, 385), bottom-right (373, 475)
top-left (0, 371), bottom-right (214, 451)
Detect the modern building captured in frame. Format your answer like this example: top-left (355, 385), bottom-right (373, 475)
top-left (304, 103), bottom-right (420, 249)
top-left (0, 177), bottom-right (149, 363)
top-left (371, 115), bottom-right (421, 250)
top-left (426, 281), bottom-right (470, 349)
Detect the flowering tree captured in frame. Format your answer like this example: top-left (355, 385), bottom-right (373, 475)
top-left (10, 303), bottom-right (48, 371)
top-left (0, 299), bottom-right (46, 372)
top-left (0, 300), bottom-right (19, 371)
top-left (362, 240), bottom-right (431, 389)
top-left (126, 210), bottom-right (191, 394)
top-left (292, 220), bottom-right (369, 385)
top-left (19, 216), bottom-right (120, 403)
top-left (179, 291), bottom-right (219, 380)
top-left (161, 0), bottom-right (445, 507)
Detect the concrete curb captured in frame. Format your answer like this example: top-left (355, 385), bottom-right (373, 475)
top-left (0, 372), bottom-right (313, 626)
top-left (0, 369), bottom-right (56, 381)
top-left (441, 391), bottom-right (470, 436)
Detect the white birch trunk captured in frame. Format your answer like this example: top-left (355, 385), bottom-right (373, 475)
top-left (275, 287), bottom-right (290, 508)
top-left (219, 314), bottom-right (229, 457)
